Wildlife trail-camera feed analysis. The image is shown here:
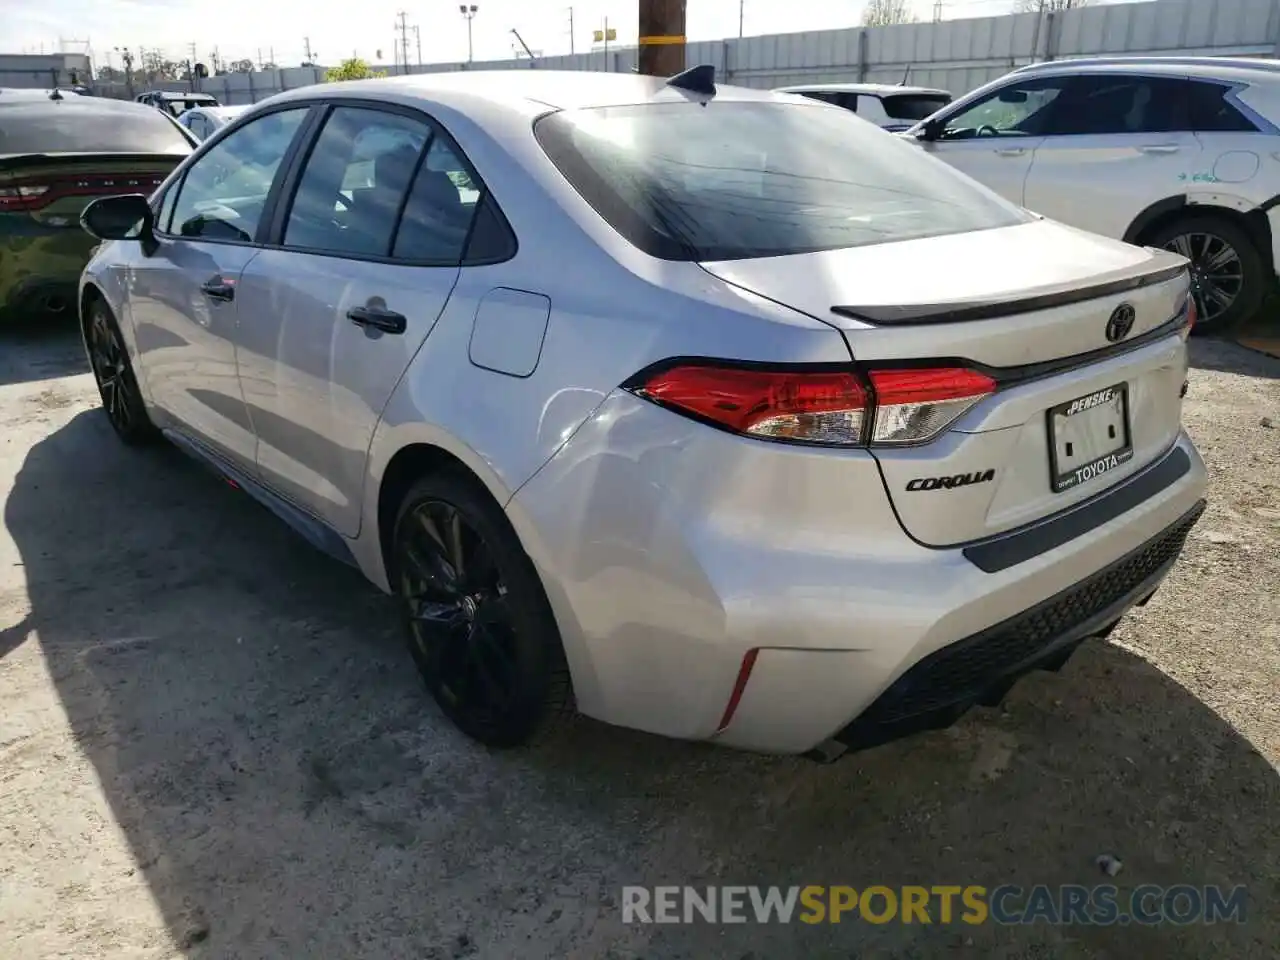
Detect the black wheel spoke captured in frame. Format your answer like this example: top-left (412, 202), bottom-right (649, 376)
top-left (396, 495), bottom-right (536, 731)
top-left (466, 625), bottom-right (509, 704)
top-left (1164, 231), bottom-right (1244, 325)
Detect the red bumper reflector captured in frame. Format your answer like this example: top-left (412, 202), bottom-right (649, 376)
top-left (716, 648), bottom-right (759, 733)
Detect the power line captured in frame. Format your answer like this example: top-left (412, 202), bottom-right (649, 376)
top-left (396, 11), bottom-right (411, 75)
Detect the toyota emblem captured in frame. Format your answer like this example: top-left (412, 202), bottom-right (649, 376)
top-left (1106, 303), bottom-right (1136, 343)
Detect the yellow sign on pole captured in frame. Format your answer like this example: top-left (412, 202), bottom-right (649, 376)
top-left (592, 28), bottom-right (617, 42)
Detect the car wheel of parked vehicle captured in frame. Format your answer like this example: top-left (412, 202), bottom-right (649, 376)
top-left (1147, 215), bottom-right (1265, 336)
top-left (392, 472), bottom-right (573, 748)
top-left (85, 299), bottom-right (159, 445)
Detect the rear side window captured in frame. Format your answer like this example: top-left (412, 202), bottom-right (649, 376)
top-left (536, 100), bottom-right (1029, 261)
top-left (283, 106), bottom-right (431, 257)
top-left (391, 137), bottom-right (477, 262)
top-left (1186, 81), bottom-right (1259, 132)
top-left (880, 93), bottom-right (951, 121)
top-left (1046, 75), bottom-right (1188, 136)
top-left (0, 101), bottom-right (193, 154)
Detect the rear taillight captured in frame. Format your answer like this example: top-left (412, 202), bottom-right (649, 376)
top-left (633, 365), bottom-right (869, 445)
top-left (866, 368), bottom-right (996, 445)
top-left (628, 362), bottom-right (995, 447)
top-left (0, 173), bottom-right (166, 212)
top-left (0, 183), bottom-right (51, 211)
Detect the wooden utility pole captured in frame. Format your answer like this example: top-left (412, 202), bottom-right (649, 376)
top-left (638, 0), bottom-right (685, 77)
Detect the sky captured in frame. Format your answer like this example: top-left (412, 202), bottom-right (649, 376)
top-left (7, 0), bottom-right (1027, 70)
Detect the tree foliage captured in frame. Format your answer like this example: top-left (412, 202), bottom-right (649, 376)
top-left (862, 0), bottom-right (918, 27)
top-left (325, 58), bottom-right (386, 82)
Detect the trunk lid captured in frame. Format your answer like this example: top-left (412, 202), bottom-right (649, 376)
top-left (700, 219), bottom-right (1193, 547)
top-left (0, 153), bottom-right (181, 227)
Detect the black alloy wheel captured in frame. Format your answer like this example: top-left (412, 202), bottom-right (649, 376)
top-left (86, 302), bottom-right (158, 444)
top-left (393, 473), bottom-right (571, 747)
top-left (1149, 215), bottom-right (1266, 335)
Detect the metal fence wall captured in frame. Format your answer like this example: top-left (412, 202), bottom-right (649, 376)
top-left (87, 0), bottom-right (1280, 105)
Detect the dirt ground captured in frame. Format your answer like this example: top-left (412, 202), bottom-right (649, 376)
top-left (1, 320), bottom-right (1277, 960)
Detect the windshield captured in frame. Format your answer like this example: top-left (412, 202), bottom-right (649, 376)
top-left (535, 101), bottom-right (1028, 261)
top-left (0, 101), bottom-right (194, 155)
top-left (881, 93), bottom-right (951, 121)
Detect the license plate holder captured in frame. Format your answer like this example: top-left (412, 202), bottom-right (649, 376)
top-left (1047, 383), bottom-right (1133, 493)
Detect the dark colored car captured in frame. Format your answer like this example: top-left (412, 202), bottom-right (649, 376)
top-left (0, 96), bottom-right (195, 321)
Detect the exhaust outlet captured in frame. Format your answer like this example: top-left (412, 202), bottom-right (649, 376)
top-left (43, 296), bottom-right (68, 315)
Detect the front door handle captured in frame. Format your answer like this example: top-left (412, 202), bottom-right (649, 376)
top-left (200, 276), bottom-right (235, 302)
top-left (347, 303), bottom-right (407, 335)
top-left (1138, 144), bottom-right (1179, 155)
top-left (994, 147), bottom-right (1027, 157)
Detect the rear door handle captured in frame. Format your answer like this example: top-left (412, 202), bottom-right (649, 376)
top-left (1138, 144), bottom-right (1179, 155)
top-left (347, 303), bottom-right (407, 335)
top-left (200, 277), bottom-right (235, 302)
top-left (994, 147), bottom-right (1027, 157)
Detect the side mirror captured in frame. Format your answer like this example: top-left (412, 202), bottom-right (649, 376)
top-left (915, 118), bottom-right (943, 142)
top-left (81, 194), bottom-right (158, 254)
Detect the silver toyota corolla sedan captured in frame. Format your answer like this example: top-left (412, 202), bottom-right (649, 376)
top-left (77, 67), bottom-right (1206, 759)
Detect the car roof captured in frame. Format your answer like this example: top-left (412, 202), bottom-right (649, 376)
top-left (1013, 56), bottom-right (1280, 85)
top-left (142, 91), bottom-right (216, 101)
top-left (272, 68), bottom-right (789, 115)
top-left (0, 87), bottom-right (66, 100)
top-left (775, 82), bottom-right (951, 97)
top-left (0, 95), bottom-right (172, 117)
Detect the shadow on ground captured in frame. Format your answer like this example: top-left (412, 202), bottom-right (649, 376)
top-left (0, 316), bottom-right (87, 387)
top-left (1189, 335), bottom-right (1280, 380)
top-left (4, 408), bottom-right (1278, 958)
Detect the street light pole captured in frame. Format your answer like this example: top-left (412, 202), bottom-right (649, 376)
top-left (459, 4), bottom-right (478, 63)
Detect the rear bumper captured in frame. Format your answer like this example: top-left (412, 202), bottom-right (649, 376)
top-left (831, 498), bottom-right (1203, 755)
top-left (508, 392), bottom-right (1207, 755)
top-left (0, 231), bottom-right (94, 319)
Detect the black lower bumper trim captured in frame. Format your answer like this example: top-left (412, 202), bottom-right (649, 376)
top-left (963, 445), bottom-right (1193, 574)
top-left (835, 500), bottom-right (1205, 753)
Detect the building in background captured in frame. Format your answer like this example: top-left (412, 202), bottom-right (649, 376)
top-left (0, 53), bottom-right (92, 90)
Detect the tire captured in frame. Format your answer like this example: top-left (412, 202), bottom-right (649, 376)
top-left (391, 470), bottom-right (573, 748)
top-left (84, 299), bottom-right (160, 445)
top-left (1145, 214), bottom-right (1268, 336)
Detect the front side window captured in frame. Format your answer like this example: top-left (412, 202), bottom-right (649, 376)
top-left (939, 77), bottom-right (1069, 139)
top-left (283, 106), bottom-right (431, 256)
top-left (168, 107), bottom-right (308, 242)
top-left (536, 100), bottom-right (1029, 261)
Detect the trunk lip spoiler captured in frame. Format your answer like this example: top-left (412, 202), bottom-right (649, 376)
top-left (860, 302), bottom-right (1191, 392)
top-left (832, 260), bottom-right (1188, 327)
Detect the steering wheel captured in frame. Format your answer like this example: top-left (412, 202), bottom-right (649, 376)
top-left (976, 124), bottom-right (1000, 138)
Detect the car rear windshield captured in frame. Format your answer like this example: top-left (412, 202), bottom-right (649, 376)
top-left (0, 101), bottom-right (194, 155)
top-left (880, 93), bottom-right (952, 121)
top-left (535, 100), bottom-right (1027, 261)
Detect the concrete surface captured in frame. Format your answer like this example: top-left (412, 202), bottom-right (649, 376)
top-left (1, 320), bottom-right (1277, 959)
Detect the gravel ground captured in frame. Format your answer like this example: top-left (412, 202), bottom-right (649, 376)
top-left (0, 321), bottom-right (1277, 960)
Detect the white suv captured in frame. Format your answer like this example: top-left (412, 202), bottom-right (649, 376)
top-left (906, 56), bottom-right (1280, 333)
top-left (776, 83), bottom-right (953, 132)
